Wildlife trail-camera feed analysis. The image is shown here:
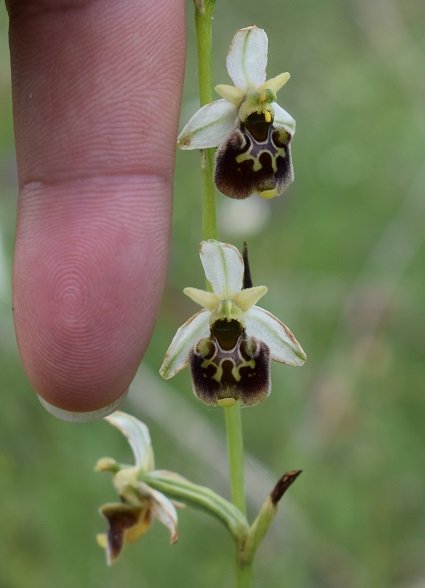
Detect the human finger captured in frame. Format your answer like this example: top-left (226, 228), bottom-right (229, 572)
top-left (8, 0), bottom-right (186, 420)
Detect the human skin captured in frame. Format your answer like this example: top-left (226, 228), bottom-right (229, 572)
top-left (6, 0), bottom-right (186, 419)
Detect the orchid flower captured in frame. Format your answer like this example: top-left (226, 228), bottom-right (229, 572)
top-left (178, 26), bottom-right (296, 200)
top-left (160, 240), bottom-right (306, 406)
top-left (96, 412), bottom-right (182, 564)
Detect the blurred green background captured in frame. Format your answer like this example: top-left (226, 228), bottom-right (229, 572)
top-left (1, 1), bottom-right (424, 587)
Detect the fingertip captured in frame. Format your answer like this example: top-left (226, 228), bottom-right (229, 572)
top-left (13, 176), bottom-right (171, 417)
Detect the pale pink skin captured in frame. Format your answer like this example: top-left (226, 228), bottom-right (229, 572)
top-left (7, 0), bottom-right (186, 412)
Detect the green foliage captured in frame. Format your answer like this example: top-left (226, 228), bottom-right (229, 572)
top-left (1, 1), bottom-right (424, 586)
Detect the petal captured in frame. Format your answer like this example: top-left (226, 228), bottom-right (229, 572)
top-left (183, 287), bottom-right (220, 311)
top-left (271, 102), bottom-right (296, 135)
top-left (258, 72), bottom-right (290, 94)
top-left (148, 487), bottom-right (179, 544)
top-left (215, 123), bottom-right (294, 200)
top-left (159, 309), bottom-right (210, 379)
top-left (200, 240), bottom-right (244, 297)
top-left (104, 412), bottom-right (154, 470)
top-left (245, 306), bottom-right (306, 365)
top-left (95, 457), bottom-right (120, 473)
top-left (215, 84), bottom-right (245, 105)
top-left (177, 99), bottom-right (238, 149)
top-left (189, 332), bottom-right (271, 406)
top-left (100, 503), bottom-right (150, 565)
top-left (227, 26), bottom-right (268, 90)
top-left (233, 285), bottom-right (268, 311)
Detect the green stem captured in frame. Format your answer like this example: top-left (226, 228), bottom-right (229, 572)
top-left (194, 3), bottom-right (251, 586)
top-left (224, 403), bottom-right (247, 517)
top-left (236, 559), bottom-right (254, 588)
top-left (194, 0), bottom-right (217, 241)
top-left (225, 403), bottom-right (252, 587)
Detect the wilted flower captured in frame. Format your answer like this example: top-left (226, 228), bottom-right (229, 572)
top-left (96, 412), bottom-right (181, 564)
top-left (178, 26), bottom-right (296, 200)
top-left (160, 240), bottom-right (306, 406)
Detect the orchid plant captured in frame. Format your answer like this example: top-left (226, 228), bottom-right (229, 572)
top-left (96, 4), bottom-right (305, 587)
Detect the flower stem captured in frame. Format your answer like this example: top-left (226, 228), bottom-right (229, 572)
top-left (144, 471), bottom-right (249, 545)
top-left (224, 403), bottom-right (247, 517)
top-left (236, 558), bottom-right (254, 588)
top-left (194, 0), bottom-right (217, 241)
top-left (225, 402), bottom-right (253, 587)
top-left (193, 3), bottom-right (251, 585)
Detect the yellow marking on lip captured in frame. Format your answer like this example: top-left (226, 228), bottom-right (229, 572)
top-left (259, 188), bottom-right (278, 199)
top-left (218, 398), bottom-right (236, 408)
top-left (236, 151), bottom-right (262, 172)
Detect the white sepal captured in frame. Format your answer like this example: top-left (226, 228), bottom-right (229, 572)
top-left (104, 411), bottom-right (154, 470)
top-left (245, 305), bottom-right (306, 365)
top-left (160, 309), bottom-right (210, 379)
top-left (227, 26), bottom-right (268, 91)
top-left (177, 99), bottom-right (237, 149)
top-left (271, 102), bottom-right (296, 135)
top-left (146, 486), bottom-right (179, 544)
top-left (200, 240), bottom-right (244, 298)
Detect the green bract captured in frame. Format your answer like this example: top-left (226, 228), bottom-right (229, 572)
top-left (159, 240), bottom-right (306, 406)
top-left (178, 26), bottom-right (296, 200)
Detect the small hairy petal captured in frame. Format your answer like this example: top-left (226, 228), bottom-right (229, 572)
top-left (177, 100), bottom-right (237, 149)
top-left (160, 309), bottom-right (210, 379)
top-left (258, 72), bottom-right (290, 94)
top-left (183, 287), bottom-right (219, 311)
top-left (227, 26), bottom-right (268, 91)
top-left (245, 306), bottom-right (306, 365)
top-left (232, 285), bottom-right (268, 311)
top-left (200, 240), bottom-right (244, 298)
top-left (215, 84), bottom-right (245, 105)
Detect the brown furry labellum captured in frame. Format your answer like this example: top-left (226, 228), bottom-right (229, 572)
top-left (189, 318), bottom-right (271, 406)
top-left (214, 112), bottom-right (294, 200)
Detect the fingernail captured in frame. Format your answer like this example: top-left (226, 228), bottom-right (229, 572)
top-left (36, 389), bottom-right (128, 423)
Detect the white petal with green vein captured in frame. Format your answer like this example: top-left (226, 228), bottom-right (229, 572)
top-left (160, 309), bottom-right (210, 379)
top-left (147, 487), bottom-right (179, 543)
top-left (104, 411), bottom-right (153, 470)
top-left (177, 100), bottom-right (237, 150)
top-left (245, 306), bottom-right (307, 365)
top-left (272, 103), bottom-right (296, 134)
top-left (226, 26), bottom-right (268, 90)
top-left (200, 240), bottom-right (244, 297)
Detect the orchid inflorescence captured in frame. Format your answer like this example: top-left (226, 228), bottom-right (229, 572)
top-left (97, 21), bottom-right (305, 579)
